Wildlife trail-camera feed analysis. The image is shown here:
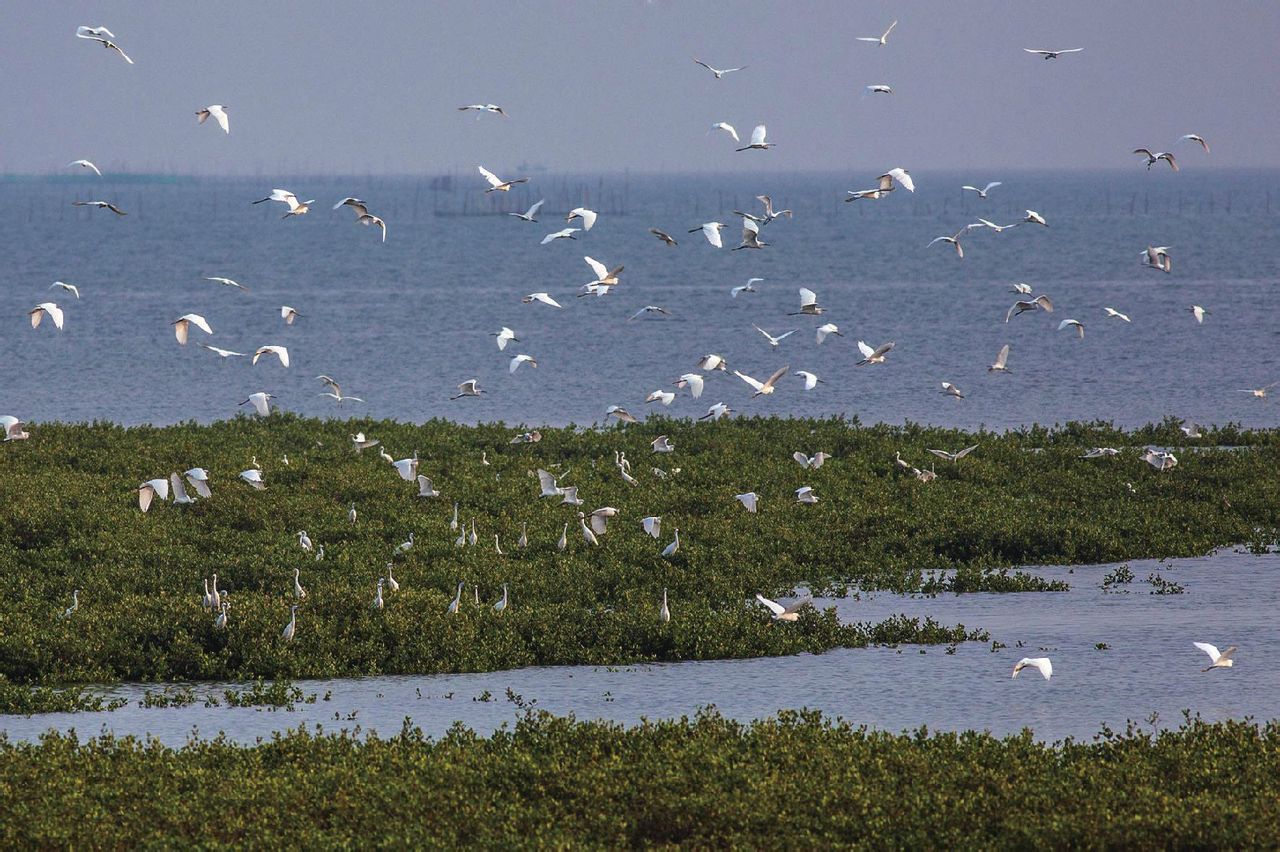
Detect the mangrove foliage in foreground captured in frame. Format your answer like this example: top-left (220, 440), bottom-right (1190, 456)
top-left (0, 416), bottom-right (1276, 685)
top-left (1, 710), bottom-right (1278, 847)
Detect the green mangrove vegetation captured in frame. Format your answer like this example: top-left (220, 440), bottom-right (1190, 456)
top-left (1, 710), bottom-right (1278, 847)
top-left (1, 416), bottom-right (1276, 690)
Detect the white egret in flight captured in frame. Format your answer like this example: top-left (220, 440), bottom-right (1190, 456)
top-left (793, 451), bottom-right (829, 469)
top-left (1104, 307), bottom-right (1131, 322)
top-left (171, 313), bottom-right (213, 345)
top-left (566, 208), bottom-right (598, 231)
top-left (789, 287), bottom-right (825, 316)
top-left (492, 327), bottom-right (518, 350)
top-left (509, 199), bottom-right (544, 222)
top-left (523, 292), bottom-right (563, 308)
top-left (646, 390), bottom-right (675, 406)
top-left (137, 477), bottom-right (169, 512)
top-left (878, 168), bottom-right (915, 193)
top-left (688, 222), bottom-right (726, 248)
top-left (756, 594), bottom-right (810, 621)
top-left (815, 323), bottom-right (842, 345)
top-left (856, 20), bottom-right (897, 46)
top-left (509, 354), bottom-right (538, 372)
top-left (856, 341), bottom-right (895, 366)
top-left (72, 200), bottom-right (127, 215)
top-left (697, 354), bottom-right (729, 372)
top-left (1193, 642), bottom-right (1236, 671)
top-left (928, 445), bottom-right (978, 463)
top-left (710, 122), bottom-right (739, 142)
top-left (675, 373), bottom-right (705, 399)
top-left (29, 303), bottom-right (64, 331)
top-left (864, 85), bottom-right (893, 95)
top-left (795, 486), bottom-right (818, 504)
top-left (753, 324), bottom-right (797, 348)
top-left (1023, 210), bottom-right (1048, 226)
top-left (540, 228), bottom-right (579, 244)
top-left (700, 402), bottom-right (732, 421)
top-left (736, 492), bottom-right (759, 513)
top-left (1190, 305), bottom-right (1209, 324)
top-left (1133, 148), bottom-right (1178, 171)
top-left (692, 58), bottom-right (745, 79)
top-left (253, 345), bottom-right (289, 367)
top-left (1006, 295), bottom-right (1054, 322)
top-left (76, 25), bottom-right (133, 63)
top-left (1, 416), bottom-right (30, 441)
top-left (458, 103), bottom-right (507, 117)
top-left (238, 392), bottom-right (273, 417)
top-left (734, 365), bottom-right (789, 398)
top-left (1180, 134), bottom-right (1210, 153)
top-left (961, 181), bottom-right (1001, 198)
top-left (200, 343), bottom-right (245, 359)
top-left (1023, 48), bottom-right (1083, 59)
top-left (605, 405), bottom-right (638, 423)
top-left (795, 371), bottom-right (823, 391)
top-left (732, 278), bottom-right (763, 298)
top-left (940, 382), bottom-right (964, 399)
top-left (196, 105), bottom-right (230, 133)
top-left (735, 125), bottom-right (774, 152)
top-left (477, 165), bottom-right (528, 193)
top-left (1057, 318), bottom-right (1085, 339)
top-left (252, 189), bottom-right (313, 218)
top-left (1012, 658), bottom-right (1053, 679)
top-left (66, 159), bottom-right (101, 176)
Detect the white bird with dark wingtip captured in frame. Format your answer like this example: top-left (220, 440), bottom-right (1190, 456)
top-left (253, 345), bottom-right (289, 367)
top-left (878, 168), bottom-right (915, 193)
top-left (735, 125), bottom-right (774, 152)
top-left (509, 199), bottom-right (544, 222)
top-left (477, 165), bottom-right (528, 193)
top-left (962, 181), bottom-right (1002, 198)
top-left (523, 292), bottom-right (563, 308)
top-left (928, 225), bottom-right (975, 259)
top-left (940, 382), bottom-right (964, 399)
top-left (252, 189), bottom-right (314, 218)
top-left (49, 282), bottom-right (80, 300)
top-left (1194, 642), bottom-right (1236, 671)
top-left (795, 370), bottom-right (823, 391)
top-left (856, 341), bottom-right (895, 366)
top-left (540, 227), bottom-right (579, 245)
top-left (697, 354), bottom-right (729, 372)
top-left (1006, 295), bottom-right (1054, 323)
top-left (1023, 48), bottom-right (1083, 59)
top-left (1057, 319), bottom-right (1085, 339)
top-left (29, 303), bottom-right (64, 331)
top-left (856, 20), bottom-right (898, 46)
top-left (72, 200), bottom-right (127, 216)
top-left (67, 159), bottom-right (102, 176)
top-left (675, 373), bottom-right (705, 399)
top-left (627, 306), bottom-right (670, 321)
top-left (171, 313), bottom-right (213, 345)
top-left (196, 105), bottom-right (230, 134)
top-left (1141, 246), bottom-right (1172, 274)
top-left (864, 84), bottom-right (893, 95)
top-left (458, 103), bottom-right (507, 118)
top-left (565, 207), bottom-right (598, 231)
top-left (1012, 658), bottom-right (1052, 679)
top-left (693, 58), bottom-right (745, 79)
top-left (734, 365), bottom-right (789, 398)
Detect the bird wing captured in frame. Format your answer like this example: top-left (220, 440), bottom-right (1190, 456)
top-left (856, 36), bottom-right (881, 43)
top-left (750, 125), bottom-right (766, 146)
top-left (537, 293), bottom-right (562, 307)
top-left (704, 224), bottom-right (723, 248)
top-left (1023, 49), bottom-right (1050, 55)
top-left (578, 209), bottom-right (598, 230)
top-left (798, 287), bottom-right (817, 306)
top-left (686, 374), bottom-right (704, 397)
top-left (1193, 642), bottom-right (1220, 661)
top-left (984, 182), bottom-right (1002, 194)
top-left (1133, 148), bottom-right (1155, 158)
top-left (1218, 645), bottom-right (1238, 662)
top-left (734, 370), bottom-right (765, 392)
top-left (887, 168), bottom-right (914, 192)
top-left (188, 314), bottom-right (213, 335)
top-left (584, 256), bottom-right (609, 280)
top-left (1035, 295), bottom-right (1054, 312)
top-left (715, 122), bottom-right (739, 142)
top-left (926, 449), bottom-right (953, 461)
top-left (477, 165), bottom-right (502, 188)
top-left (955, 444), bottom-right (979, 459)
top-left (961, 186), bottom-right (978, 193)
top-left (762, 365), bottom-right (789, 389)
top-left (994, 345), bottom-right (1010, 367)
top-left (527, 199), bottom-right (545, 217)
top-left (755, 594), bottom-right (786, 616)
top-left (857, 340), bottom-right (874, 359)
top-left (537, 469), bottom-right (559, 494)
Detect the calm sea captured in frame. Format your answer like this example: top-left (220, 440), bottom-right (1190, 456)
top-left (2, 169), bottom-right (1277, 430)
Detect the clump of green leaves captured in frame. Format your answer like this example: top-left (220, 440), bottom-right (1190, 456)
top-left (1101, 563), bottom-right (1135, 591)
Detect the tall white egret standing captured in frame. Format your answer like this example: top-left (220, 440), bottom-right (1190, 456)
top-left (281, 606), bottom-right (298, 642)
top-left (477, 165), bottom-right (528, 193)
top-left (238, 392), bottom-right (274, 417)
top-left (297, 530), bottom-right (314, 553)
top-left (756, 594), bottom-right (810, 622)
top-left (494, 584), bottom-right (509, 614)
top-left (517, 523), bottom-right (529, 549)
top-left (692, 58), bottom-right (745, 79)
top-left (662, 528), bottom-right (681, 557)
top-left (577, 512), bottom-right (600, 546)
top-left (66, 159), bottom-right (102, 176)
top-left (373, 578), bottom-right (385, 610)
top-left (856, 20), bottom-right (897, 45)
top-left (1012, 658), bottom-right (1053, 679)
top-left (735, 125), bottom-right (774, 152)
top-left (29, 303), bottom-right (65, 331)
top-left (62, 589), bottom-right (81, 619)
top-left (76, 26), bottom-right (133, 63)
top-left (1194, 642), bottom-right (1237, 671)
top-left (171, 313), bottom-right (213, 345)
top-left (386, 564), bottom-right (399, 592)
top-left (253, 345), bottom-right (290, 367)
top-left (252, 189), bottom-right (314, 218)
top-left (660, 589), bottom-right (671, 623)
top-left (196, 105), bottom-right (230, 133)
top-left (293, 567), bottom-right (308, 599)
top-left (214, 601), bottom-right (229, 629)
top-left (447, 582), bottom-right (463, 614)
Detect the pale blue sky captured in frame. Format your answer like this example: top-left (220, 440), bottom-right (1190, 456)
top-left (3, 1), bottom-right (1277, 174)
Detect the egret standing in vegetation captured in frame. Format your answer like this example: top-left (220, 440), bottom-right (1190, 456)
top-left (281, 606), bottom-right (298, 642)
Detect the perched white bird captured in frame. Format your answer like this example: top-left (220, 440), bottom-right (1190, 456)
top-left (494, 584), bottom-right (509, 614)
top-left (795, 486), bottom-right (818, 504)
top-left (447, 582), bottom-right (463, 614)
top-left (293, 567), bottom-right (308, 600)
top-left (29, 303), bottom-right (65, 331)
top-left (195, 105), bottom-right (230, 134)
top-left (71, 200), bottom-right (127, 215)
top-left (661, 528), bottom-right (681, 557)
top-left (988, 342), bottom-right (1008, 373)
top-left (565, 208), bottom-right (598, 231)
top-left (962, 181), bottom-right (1002, 198)
top-left (137, 477), bottom-right (170, 512)
top-left (735, 492), bottom-right (759, 513)
top-left (940, 382), bottom-right (964, 399)
top-left (675, 373), bottom-right (705, 399)
top-left (281, 606), bottom-right (298, 642)
top-left (928, 445), bottom-right (978, 463)
top-left (1103, 307), bottom-right (1131, 323)
top-left (540, 227), bottom-right (580, 245)
top-left (523, 292), bottom-right (563, 308)
top-left (1, 416), bottom-right (30, 442)
top-left (171, 313), bottom-right (213, 345)
top-left (66, 159), bottom-right (102, 176)
top-left (509, 199), bottom-right (545, 222)
top-left (372, 578), bottom-right (385, 610)
top-left (458, 103), bottom-right (507, 117)
top-left (856, 340), bottom-right (895, 366)
top-left (1012, 658), bottom-right (1053, 680)
top-left (517, 523), bottom-right (528, 549)
top-left (509, 354), bottom-right (539, 373)
top-left (1023, 48), bottom-right (1084, 59)
top-left (734, 365), bottom-right (789, 398)
top-left (1193, 642), bottom-right (1237, 672)
top-left (756, 594), bottom-right (810, 622)
top-left (789, 287), bottom-right (825, 317)
top-left (605, 405), bottom-right (638, 423)
top-left (815, 323), bottom-right (842, 345)
top-left (856, 20), bottom-right (898, 46)
top-left (76, 25), bottom-right (133, 63)
top-left (732, 277), bottom-right (763, 298)
top-left (61, 589), bottom-right (81, 620)
top-left (477, 165), bottom-right (528, 193)
top-left (795, 371), bottom-right (823, 391)
top-left (1057, 318), bottom-right (1085, 339)
top-left (736, 125), bottom-right (774, 152)
top-left (214, 602), bottom-right (229, 629)
top-left (252, 189), bottom-right (314, 218)
top-left (660, 589), bottom-right (671, 624)
top-left (754, 324), bottom-right (798, 348)
top-left (577, 512), bottom-right (600, 546)
top-left (253, 345), bottom-right (290, 367)
top-left (238, 392), bottom-right (274, 417)
top-left (1180, 134), bottom-right (1211, 154)
top-left (451, 379), bottom-right (485, 400)
top-left (1006, 295), bottom-right (1054, 323)
top-left (692, 58), bottom-right (745, 79)
top-left (689, 222), bottom-right (726, 248)
top-left (793, 451), bottom-right (829, 469)
top-left (1190, 305), bottom-right (1209, 324)
top-left (710, 122), bottom-right (740, 142)
top-left (646, 389), bottom-right (676, 406)
top-left (398, 532), bottom-right (416, 553)
top-left (700, 402), bottom-right (733, 421)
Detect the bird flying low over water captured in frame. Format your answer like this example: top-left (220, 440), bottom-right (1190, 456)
top-left (196, 105), bottom-right (230, 133)
top-left (710, 122), bottom-right (739, 142)
top-left (1012, 658), bottom-right (1053, 679)
top-left (541, 228), bottom-right (579, 245)
top-left (736, 125), bottom-right (774, 152)
top-left (689, 222), bottom-right (726, 247)
top-left (961, 181), bottom-right (1001, 198)
top-left (478, 165), bottom-right (528, 193)
top-left (1134, 148), bottom-right (1179, 171)
top-left (1180, 134), bottom-right (1210, 153)
top-left (253, 189), bottom-right (313, 218)
top-left (648, 228), bottom-right (678, 246)
top-left (72, 200), bottom-right (127, 215)
top-left (29, 303), bottom-right (65, 331)
top-left (733, 365), bottom-right (789, 398)
top-left (1006, 295), bottom-right (1054, 323)
top-left (66, 159), bottom-right (101, 176)
top-left (856, 341), bottom-right (895, 366)
top-left (509, 199), bottom-right (545, 222)
top-left (756, 594), bottom-right (811, 621)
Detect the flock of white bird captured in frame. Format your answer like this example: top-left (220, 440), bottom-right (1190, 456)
top-left (10, 21), bottom-right (1244, 680)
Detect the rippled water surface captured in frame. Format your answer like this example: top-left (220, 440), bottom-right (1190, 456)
top-left (4, 551), bottom-right (1276, 745)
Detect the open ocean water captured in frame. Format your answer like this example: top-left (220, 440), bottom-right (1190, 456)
top-left (2, 169), bottom-right (1278, 430)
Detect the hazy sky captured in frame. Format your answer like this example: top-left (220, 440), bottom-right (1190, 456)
top-left (4, 1), bottom-right (1278, 175)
